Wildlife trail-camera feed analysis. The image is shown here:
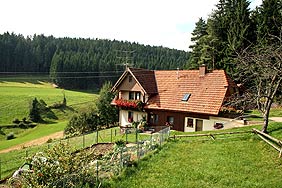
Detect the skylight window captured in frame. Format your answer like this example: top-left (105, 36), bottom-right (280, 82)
top-left (182, 93), bottom-right (191, 102)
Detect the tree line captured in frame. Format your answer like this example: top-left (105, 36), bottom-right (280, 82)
top-left (0, 33), bottom-right (190, 89)
top-left (189, 0), bottom-right (282, 133)
top-left (188, 0), bottom-right (282, 75)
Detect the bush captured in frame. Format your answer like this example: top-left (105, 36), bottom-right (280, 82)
top-left (22, 143), bottom-right (98, 187)
top-left (115, 139), bottom-right (126, 147)
top-left (64, 111), bottom-right (101, 136)
top-left (6, 132), bottom-right (15, 140)
top-left (19, 122), bottom-right (28, 129)
top-left (0, 127), bottom-right (5, 135)
top-left (12, 118), bottom-right (20, 124)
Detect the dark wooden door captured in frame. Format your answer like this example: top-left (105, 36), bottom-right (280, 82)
top-left (196, 119), bottom-right (203, 131)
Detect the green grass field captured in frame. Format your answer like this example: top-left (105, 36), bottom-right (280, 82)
top-left (0, 79), bottom-right (97, 125)
top-left (0, 77), bottom-right (98, 151)
top-left (112, 122), bottom-right (282, 188)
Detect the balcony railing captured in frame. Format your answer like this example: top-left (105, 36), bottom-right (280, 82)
top-left (114, 99), bottom-right (144, 110)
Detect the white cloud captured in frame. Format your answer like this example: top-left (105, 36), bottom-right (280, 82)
top-left (1, 0), bottom-right (219, 51)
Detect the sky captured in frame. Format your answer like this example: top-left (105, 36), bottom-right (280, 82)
top-left (1, 0), bottom-right (262, 51)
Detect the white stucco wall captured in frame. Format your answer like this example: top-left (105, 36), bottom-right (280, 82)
top-left (184, 116), bottom-right (244, 132)
top-left (119, 109), bottom-right (147, 127)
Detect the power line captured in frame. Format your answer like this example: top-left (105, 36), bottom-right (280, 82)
top-left (0, 70), bottom-right (124, 74)
top-left (115, 50), bottom-right (135, 70)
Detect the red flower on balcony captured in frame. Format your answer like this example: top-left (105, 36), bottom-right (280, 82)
top-left (115, 99), bottom-right (143, 110)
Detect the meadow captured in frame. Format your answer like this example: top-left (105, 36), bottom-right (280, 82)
top-left (112, 122), bottom-right (282, 188)
top-left (0, 76), bottom-right (98, 147)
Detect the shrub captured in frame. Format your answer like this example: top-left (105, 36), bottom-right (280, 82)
top-left (64, 111), bottom-right (101, 136)
top-left (22, 142), bottom-right (98, 187)
top-left (115, 139), bottom-right (126, 147)
top-left (46, 138), bottom-right (53, 143)
top-left (12, 118), bottom-right (20, 124)
top-left (19, 122), bottom-right (28, 129)
top-left (6, 132), bottom-right (15, 140)
top-left (22, 117), bottom-right (31, 124)
top-left (0, 127), bottom-right (5, 135)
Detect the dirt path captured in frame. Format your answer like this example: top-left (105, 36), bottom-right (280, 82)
top-left (0, 131), bottom-right (64, 154)
top-left (270, 117), bottom-right (282, 122)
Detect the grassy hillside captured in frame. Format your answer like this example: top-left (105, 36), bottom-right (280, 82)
top-left (0, 76), bottom-right (99, 148)
top-left (0, 77), bottom-right (98, 125)
top-left (113, 122), bottom-right (282, 188)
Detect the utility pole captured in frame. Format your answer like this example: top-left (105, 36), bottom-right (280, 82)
top-left (115, 50), bottom-right (135, 71)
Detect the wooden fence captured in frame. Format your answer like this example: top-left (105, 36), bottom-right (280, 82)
top-left (252, 128), bottom-right (282, 158)
top-left (170, 130), bottom-right (252, 140)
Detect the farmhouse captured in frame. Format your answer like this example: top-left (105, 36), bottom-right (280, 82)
top-left (111, 65), bottom-right (241, 132)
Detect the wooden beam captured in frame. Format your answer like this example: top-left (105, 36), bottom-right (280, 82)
top-left (256, 134), bottom-right (281, 151)
top-left (170, 131), bottom-right (252, 139)
top-left (253, 129), bottom-right (282, 146)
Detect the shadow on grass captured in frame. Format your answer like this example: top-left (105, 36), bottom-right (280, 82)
top-left (0, 74), bottom-right (51, 85)
top-left (268, 123), bottom-right (282, 134)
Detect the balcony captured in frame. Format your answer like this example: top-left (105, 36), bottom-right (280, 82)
top-left (114, 99), bottom-right (144, 111)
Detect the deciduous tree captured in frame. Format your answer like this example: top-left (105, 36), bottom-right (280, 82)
top-left (236, 37), bottom-right (282, 133)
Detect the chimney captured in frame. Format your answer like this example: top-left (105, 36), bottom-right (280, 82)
top-left (176, 68), bottom-right (179, 79)
top-left (199, 64), bottom-right (207, 77)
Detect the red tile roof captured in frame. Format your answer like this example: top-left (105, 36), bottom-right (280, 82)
top-left (129, 68), bottom-right (158, 94)
top-left (145, 69), bottom-right (235, 115)
top-left (111, 68), bottom-right (157, 95)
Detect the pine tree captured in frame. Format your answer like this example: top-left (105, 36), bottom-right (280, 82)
top-left (29, 98), bottom-right (42, 123)
top-left (188, 17), bottom-right (208, 69)
top-left (255, 0), bottom-right (282, 45)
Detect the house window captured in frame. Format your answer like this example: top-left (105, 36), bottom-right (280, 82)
top-left (129, 75), bottom-right (133, 82)
top-left (149, 114), bottom-right (158, 124)
top-left (187, 118), bottom-right (193, 128)
top-left (167, 116), bottom-right (174, 125)
top-left (135, 92), bottom-right (141, 100)
top-left (128, 111), bottom-right (133, 123)
top-left (182, 93), bottom-right (191, 102)
top-left (129, 92), bottom-right (135, 100)
top-left (129, 91), bottom-right (141, 100)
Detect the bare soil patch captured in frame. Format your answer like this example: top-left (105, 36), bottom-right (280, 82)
top-left (0, 131), bottom-right (64, 154)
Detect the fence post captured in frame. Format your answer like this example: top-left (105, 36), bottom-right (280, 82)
top-left (26, 150), bottom-right (28, 158)
top-left (137, 141), bottom-right (140, 161)
top-left (159, 133), bottom-right (162, 147)
top-left (83, 134), bottom-right (85, 148)
top-left (96, 160), bottom-right (99, 184)
top-left (115, 129), bottom-right (117, 136)
top-left (150, 134), bottom-right (153, 149)
top-left (135, 128), bottom-right (138, 143)
top-left (0, 159), bottom-right (2, 180)
top-left (120, 147), bottom-right (123, 169)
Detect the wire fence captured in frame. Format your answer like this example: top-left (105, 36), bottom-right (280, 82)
top-left (0, 126), bottom-right (170, 184)
top-left (71, 126), bottom-right (171, 187)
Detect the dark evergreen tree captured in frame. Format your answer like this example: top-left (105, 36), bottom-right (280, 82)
top-left (191, 0), bottom-right (254, 74)
top-left (29, 98), bottom-right (42, 123)
top-left (188, 17), bottom-right (208, 69)
top-left (255, 0), bottom-right (282, 45)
